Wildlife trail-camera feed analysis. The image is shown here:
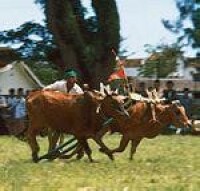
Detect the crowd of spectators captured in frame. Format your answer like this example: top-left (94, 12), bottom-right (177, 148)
top-left (0, 88), bottom-right (26, 135)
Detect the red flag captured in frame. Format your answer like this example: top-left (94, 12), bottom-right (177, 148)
top-left (108, 67), bottom-right (126, 82)
top-left (109, 48), bottom-right (127, 81)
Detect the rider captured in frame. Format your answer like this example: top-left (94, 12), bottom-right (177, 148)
top-left (44, 69), bottom-right (83, 94)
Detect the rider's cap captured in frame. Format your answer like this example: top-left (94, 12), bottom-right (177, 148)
top-left (64, 69), bottom-right (78, 79)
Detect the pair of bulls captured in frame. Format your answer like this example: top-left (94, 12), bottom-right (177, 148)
top-left (26, 90), bottom-right (190, 162)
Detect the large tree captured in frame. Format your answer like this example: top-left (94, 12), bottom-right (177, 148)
top-left (0, 0), bottom-right (120, 87)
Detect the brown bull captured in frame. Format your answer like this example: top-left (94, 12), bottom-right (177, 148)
top-left (26, 90), bottom-right (128, 162)
top-left (101, 100), bottom-right (190, 160)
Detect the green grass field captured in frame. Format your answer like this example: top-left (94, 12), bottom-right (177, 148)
top-left (0, 134), bottom-right (199, 191)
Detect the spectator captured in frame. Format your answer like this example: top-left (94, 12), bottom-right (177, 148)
top-left (8, 88), bottom-right (27, 135)
top-left (153, 79), bottom-right (163, 98)
top-left (128, 83), bottom-right (135, 93)
top-left (0, 95), bottom-right (7, 108)
top-left (117, 82), bottom-right (129, 96)
top-left (136, 82), bottom-right (148, 97)
top-left (0, 93), bottom-right (9, 135)
top-left (162, 80), bottom-right (177, 101)
top-left (7, 88), bottom-right (17, 118)
top-left (14, 88), bottom-right (26, 120)
top-left (176, 88), bottom-right (192, 134)
top-left (180, 88), bottom-right (193, 118)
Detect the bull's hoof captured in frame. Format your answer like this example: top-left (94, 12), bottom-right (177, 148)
top-left (89, 158), bottom-right (94, 163)
top-left (76, 152), bottom-right (84, 160)
top-left (99, 148), bottom-right (105, 153)
top-left (99, 148), bottom-right (114, 161)
top-left (107, 153), bottom-right (114, 161)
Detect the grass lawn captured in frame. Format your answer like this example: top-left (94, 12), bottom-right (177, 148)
top-left (0, 134), bottom-right (199, 191)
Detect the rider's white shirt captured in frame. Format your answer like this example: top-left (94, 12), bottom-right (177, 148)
top-left (44, 80), bottom-right (83, 94)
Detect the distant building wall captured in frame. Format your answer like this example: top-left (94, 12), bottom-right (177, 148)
top-left (0, 62), bottom-right (43, 95)
top-left (133, 78), bottom-right (200, 91)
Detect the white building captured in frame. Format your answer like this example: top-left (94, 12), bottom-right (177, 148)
top-left (0, 61), bottom-right (44, 95)
top-left (123, 56), bottom-right (200, 91)
top-left (124, 56), bottom-right (199, 81)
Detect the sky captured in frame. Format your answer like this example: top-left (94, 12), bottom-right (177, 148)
top-left (0, 0), bottom-right (194, 58)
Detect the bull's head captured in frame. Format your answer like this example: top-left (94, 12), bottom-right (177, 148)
top-left (168, 100), bottom-right (190, 128)
top-left (100, 88), bottom-right (130, 118)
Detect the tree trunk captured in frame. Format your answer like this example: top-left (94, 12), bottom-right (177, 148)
top-left (46, 0), bottom-right (120, 88)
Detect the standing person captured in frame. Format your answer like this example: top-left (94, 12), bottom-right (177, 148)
top-left (162, 81), bottom-right (178, 133)
top-left (7, 88), bottom-right (17, 118)
top-left (0, 93), bottom-right (9, 135)
top-left (175, 88), bottom-right (193, 135)
top-left (44, 69), bottom-right (83, 94)
top-left (153, 79), bottom-right (163, 98)
top-left (180, 88), bottom-right (193, 118)
top-left (136, 82), bottom-right (148, 97)
top-left (0, 95), bottom-right (7, 108)
top-left (11, 88), bottom-right (26, 135)
top-left (162, 80), bottom-right (177, 101)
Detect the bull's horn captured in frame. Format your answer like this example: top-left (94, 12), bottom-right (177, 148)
top-left (104, 84), bottom-right (112, 95)
top-left (100, 82), bottom-right (106, 96)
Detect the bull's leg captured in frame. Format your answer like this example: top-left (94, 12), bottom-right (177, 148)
top-left (110, 135), bottom-right (129, 154)
top-left (92, 127), bottom-right (114, 160)
top-left (76, 145), bottom-right (85, 160)
top-left (81, 140), bottom-right (93, 162)
top-left (27, 130), bottom-right (40, 163)
top-left (93, 137), bottom-right (114, 161)
top-left (129, 139), bottom-right (141, 160)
